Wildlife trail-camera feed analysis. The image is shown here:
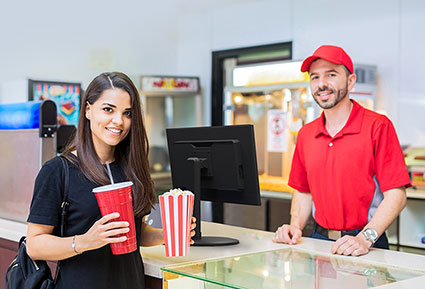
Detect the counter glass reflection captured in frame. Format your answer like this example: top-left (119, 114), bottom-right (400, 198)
top-left (162, 248), bottom-right (425, 289)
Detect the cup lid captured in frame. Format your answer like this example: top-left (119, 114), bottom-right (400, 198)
top-left (92, 181), bottom-right (133, 193)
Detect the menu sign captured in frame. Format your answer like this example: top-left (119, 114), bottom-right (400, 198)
top-left (141, 76), bottom-right (199, 93)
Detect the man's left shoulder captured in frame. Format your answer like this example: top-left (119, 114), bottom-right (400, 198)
top-left (362, 107), bottom-right (393, 126)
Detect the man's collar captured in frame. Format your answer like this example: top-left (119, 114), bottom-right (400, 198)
top-left (314, 99), bottom-right (364, 138)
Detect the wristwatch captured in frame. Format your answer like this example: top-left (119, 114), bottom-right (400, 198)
top-left (362, 228), bottom-right (379, 245)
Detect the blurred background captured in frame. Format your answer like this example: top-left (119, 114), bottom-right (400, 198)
top-left (1, 0), bottom-right (425, 254)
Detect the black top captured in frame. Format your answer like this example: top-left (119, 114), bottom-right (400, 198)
top-left (27, 156), bottom-right (145, 289)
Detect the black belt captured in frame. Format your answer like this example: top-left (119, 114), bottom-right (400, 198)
top-left (314, 222), bottom-right (362, 240)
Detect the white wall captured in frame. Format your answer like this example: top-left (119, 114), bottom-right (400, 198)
top-left (292, 0), bottom-right (401, 117)
top-left (175, 0), bottom-right (425, 146)
top-left (175, 0), bottom-right (293, 125)
top-left (1, 0), bottom-right (424, 145)
top-left (397, 1), bottom-right (425, 145)
top-left (0, 0), bottom-right (179, 103)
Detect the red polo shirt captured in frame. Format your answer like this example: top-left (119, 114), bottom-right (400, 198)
top-left (288, 100), bottom-right (411, 230)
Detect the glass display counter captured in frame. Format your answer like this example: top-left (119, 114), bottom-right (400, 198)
top-left (162, 248), bottom-right (424, 289)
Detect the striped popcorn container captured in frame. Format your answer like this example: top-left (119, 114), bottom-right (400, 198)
top-left (159, 189), bottom-right (194, 257)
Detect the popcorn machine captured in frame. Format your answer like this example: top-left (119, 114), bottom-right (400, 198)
top-left (140, 76), bottom-right (202, 191)
top-left (223, 60), bottom-right (377, 193)
top-left (222, 61), bottom-right (316, 193)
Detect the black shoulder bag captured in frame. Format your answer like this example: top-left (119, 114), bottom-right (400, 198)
top-left (5, 156), bottom-right (70, 289)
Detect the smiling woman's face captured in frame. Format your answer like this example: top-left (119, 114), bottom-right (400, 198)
top-left (85, 88), bottom-right (132, 154)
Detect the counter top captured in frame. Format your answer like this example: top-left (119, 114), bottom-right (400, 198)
top-left (2, 219), bottom-right (425, 288)
top-left (140, 222), bottom-right (425, 289)
top-left (162, 247), bottom-right (425, 289)
top-left (0, 218), bottom-right (27, 242)
top-left (140, 221), bottom-right (284, 278)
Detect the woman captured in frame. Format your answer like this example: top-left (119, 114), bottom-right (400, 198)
top-left (26, 72), bottom-right (194, 289)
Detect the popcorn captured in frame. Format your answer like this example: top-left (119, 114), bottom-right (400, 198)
top-left (159, 188), bottom-right (194, 257)
top-left (162, 188), bottom-right (194, 197)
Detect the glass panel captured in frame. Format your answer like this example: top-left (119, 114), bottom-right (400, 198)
top-left (162, 248), bottom-right (425, 289)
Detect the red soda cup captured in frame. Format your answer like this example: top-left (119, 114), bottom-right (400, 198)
top-left (93, 181), bottom-right (137, 255)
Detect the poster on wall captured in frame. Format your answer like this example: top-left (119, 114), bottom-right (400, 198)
top-left (29, 80), bottom-right (81, 126)
top-left (267, 109), bottom-right (287, 152)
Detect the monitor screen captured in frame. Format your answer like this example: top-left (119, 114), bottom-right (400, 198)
top-left (166, 124), bottom-right (261, 246)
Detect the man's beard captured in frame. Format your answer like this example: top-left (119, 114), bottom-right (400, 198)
top-left (312, 84), bottom-right (348, 109)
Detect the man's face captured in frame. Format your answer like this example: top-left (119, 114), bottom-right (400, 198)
top-left (309, 59), bottom-right (356, 109)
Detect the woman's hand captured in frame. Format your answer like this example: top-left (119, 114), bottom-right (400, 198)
top-left (76, 212), bottom-right (129, 253)
top-left (190, 217), bottom-right (196, 245)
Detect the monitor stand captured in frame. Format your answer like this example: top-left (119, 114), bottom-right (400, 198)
top-left (188, 157), bottom-right (239, 246)
top-left (191, 236), bottom-right (239, 246)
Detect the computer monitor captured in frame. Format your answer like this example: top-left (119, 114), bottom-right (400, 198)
top-left (166, 124), bottom-right (261, 246)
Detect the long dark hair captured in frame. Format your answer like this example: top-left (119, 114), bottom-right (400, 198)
top-left (64, 72), bottom-right (155, 217)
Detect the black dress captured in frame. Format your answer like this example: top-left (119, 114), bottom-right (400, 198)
top-left (27, 156), bottom-right (146, 289)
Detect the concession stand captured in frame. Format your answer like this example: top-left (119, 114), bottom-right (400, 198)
top-left (0, 74), bottom-right (424, 289)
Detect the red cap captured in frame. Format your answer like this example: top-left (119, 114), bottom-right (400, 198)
top-left (301, 45), bottom-right (353, 74)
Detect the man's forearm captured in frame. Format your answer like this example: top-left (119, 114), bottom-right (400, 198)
top-left (364, 187), bottom-right (407, 236)
top-left (290, 191), bottom-right (313, 230)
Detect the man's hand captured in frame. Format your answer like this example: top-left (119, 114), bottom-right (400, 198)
top-left (331, 233), bottom-right (372, 256)
top-left (272, 224), bottom-right (302, 245)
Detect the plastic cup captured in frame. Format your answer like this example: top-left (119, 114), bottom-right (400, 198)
top-left (159, 189), bottom-right (194, 257)
top-left (93, 181), bottom-right (137, 255)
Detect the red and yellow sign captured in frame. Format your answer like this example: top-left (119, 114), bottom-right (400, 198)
top-left (141, 76), bottom-right (199, 93)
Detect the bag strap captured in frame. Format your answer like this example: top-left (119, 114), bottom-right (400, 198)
top-left (54, 155), bottom-right (70, 283)
top-left (59, 156), bottom-right (70, 237)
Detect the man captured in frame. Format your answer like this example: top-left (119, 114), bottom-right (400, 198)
top-left (273, 45), bottom-right (410, 256)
